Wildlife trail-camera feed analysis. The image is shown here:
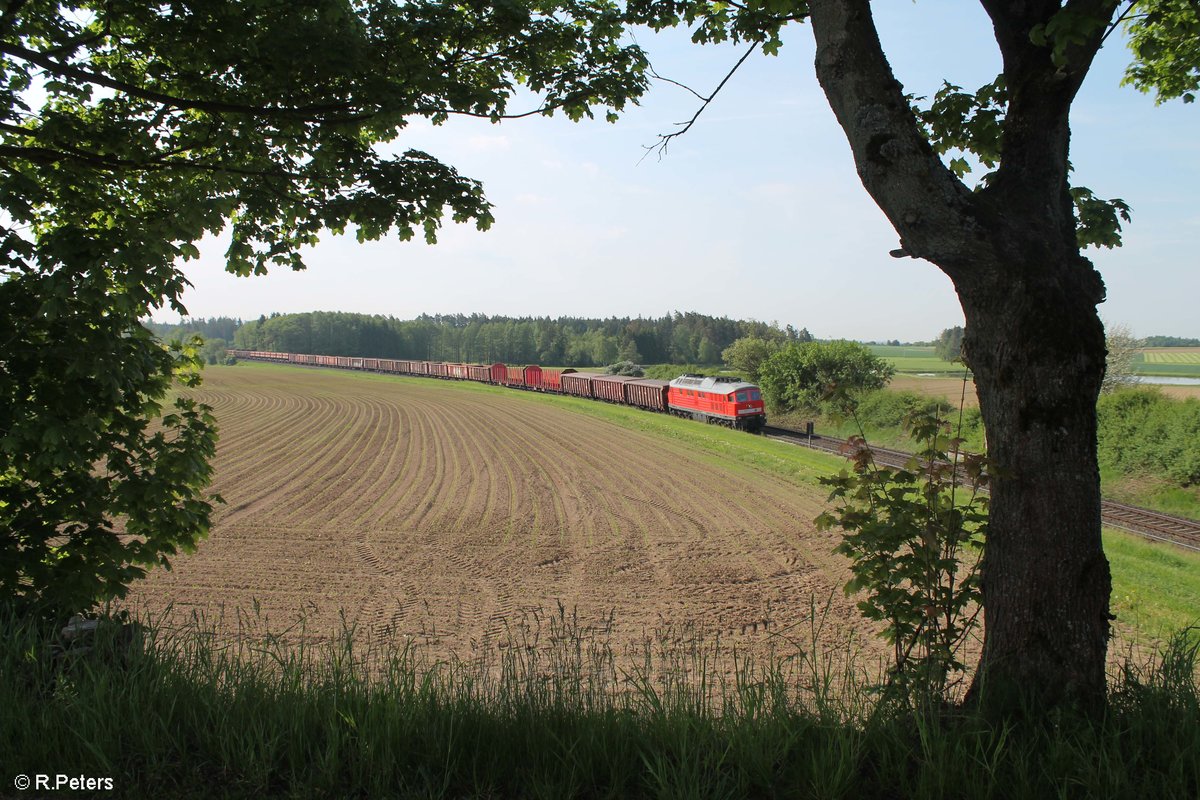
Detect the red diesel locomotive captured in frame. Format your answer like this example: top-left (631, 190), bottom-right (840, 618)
top-left (666, 374), bottom-right (767, 431)
top-left (229, 350), bottom-right (768, 431)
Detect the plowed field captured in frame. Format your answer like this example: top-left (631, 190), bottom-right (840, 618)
top-left (130, 365), bottom-right (875, 667)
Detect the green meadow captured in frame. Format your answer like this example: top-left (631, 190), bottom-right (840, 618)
top-left (865, 344), bottom-right (966, 375)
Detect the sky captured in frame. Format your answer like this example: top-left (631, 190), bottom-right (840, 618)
top-left (168, 2), bottom-right (1199, 343)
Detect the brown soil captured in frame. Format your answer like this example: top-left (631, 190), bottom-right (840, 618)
top-left (129, 366), bottom-right (883, 676)
top-left (888, 375), bottom-right (981, 409)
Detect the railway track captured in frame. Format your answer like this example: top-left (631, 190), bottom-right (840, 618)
top-left (762, 425), bottom-right (1200, 554)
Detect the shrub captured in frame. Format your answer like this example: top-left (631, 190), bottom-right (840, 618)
top-left (759, 341), bottom-right (894, 414)
top-left (605, 361), bottom-right (644, 377)
top-left (1098, 389), bottom-right (1200, 486)
top-left (817, 410), bottom-right (987, 707)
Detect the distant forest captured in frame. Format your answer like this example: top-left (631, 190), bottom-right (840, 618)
top-left (149, 312), bottom-right (813, 367)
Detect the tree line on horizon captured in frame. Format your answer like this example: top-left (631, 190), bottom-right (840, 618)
top-left (164, 311), bottom-right (815, 367)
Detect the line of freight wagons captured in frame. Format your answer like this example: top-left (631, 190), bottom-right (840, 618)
top-left (229, 350), bottom-right (769, 431)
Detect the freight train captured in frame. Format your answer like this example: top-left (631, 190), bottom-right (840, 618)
top-left (227, 350), bottom-right (768, 432)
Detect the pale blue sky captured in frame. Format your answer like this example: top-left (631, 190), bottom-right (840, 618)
top-left (172, 3), bottom-right (1198, 342)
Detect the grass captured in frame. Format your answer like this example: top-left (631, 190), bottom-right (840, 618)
top-left (2, 605), bottom-right (1198, 800)
top-left (1107, 529), bottom-right (1200, 643)
top-left (1134, 362), bottom-right (1200, 378)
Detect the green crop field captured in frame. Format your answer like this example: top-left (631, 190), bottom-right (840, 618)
top-left (865, 345), bottom-right (938, 359)
top-left (1141, 348), bottom-right (1200, 364)
top-left (866, 345), bottom-right (965, 375)
top-left (1134, 348), bottom-right (1200, 377)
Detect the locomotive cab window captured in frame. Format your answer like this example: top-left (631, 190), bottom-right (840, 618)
top-left (750, 389), bottom-right (761, 401)
top-left (736, 391), bottom-right (747, 402)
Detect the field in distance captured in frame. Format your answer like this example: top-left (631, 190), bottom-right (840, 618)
top-left (1136, 346), bottom-right (1200, 377)
top-left (870, 343), bottom-right (1200, 379)
top-left (130, 364), bottom-right (875, 668)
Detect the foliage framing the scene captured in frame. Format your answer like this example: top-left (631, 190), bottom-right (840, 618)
top-left (817, 411), bottom-right (989, 704)
top-left (0, 1), bottom-right (649, 619)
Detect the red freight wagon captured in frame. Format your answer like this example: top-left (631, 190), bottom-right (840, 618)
top-left (667, 374), bottom-right (767, 431)
top-left (506, 366), bottom-right (524, 386)
top-left (363, 358), bottom-right (379, 371)
top-left (489, 363), bottom-right (507, 384)
top-left (591, 374), bottom-right (636, 404)
top-left (446, 363), bottom-right (469, 380)
top-left (522, 366), bottom-right (577, 392)
top-left (378, 359), bottom-right (398, 372)
top-left (428, 362), bottom-right (449, 378)
top-left (467, 364), bottom-right (490, 382)
top-left (626, 379), bottom-right (670, 412)
top-left (541, 368), bottom-right (575, 392)
top-left (561, 372), bottom-right (600, 398)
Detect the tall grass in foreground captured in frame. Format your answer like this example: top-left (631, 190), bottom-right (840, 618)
top-left (2, 607), bottom-right (1198, 799)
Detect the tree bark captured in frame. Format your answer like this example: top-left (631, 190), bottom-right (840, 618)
top-left (958, 258), bottom-right (1111, 710)
top-left (807, 0), bottom-right (1114, 710)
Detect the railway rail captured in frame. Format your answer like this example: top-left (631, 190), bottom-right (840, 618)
top-left (762, 425), bottom-right (1200, 554)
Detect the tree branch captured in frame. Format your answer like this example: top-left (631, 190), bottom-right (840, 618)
top-left (807, 0), bottom-right (981, 275)
top-left (642, 41), bottom-right (759, 161)
top-left (1101, 1), bottom-right (1146, 46)
top-left (0, 41), bottom-right (360, 120)
top-left (0, 141), bottom-right (303, 181)
top-left (3, 40), bottom-right (594, 126)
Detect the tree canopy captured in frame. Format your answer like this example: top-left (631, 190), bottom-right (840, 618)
top-left (934, 326), bottom-right (965, 364)
top-left (758, 340), bottom-right (894, 414)
top-left (721, 336), bottom-right (783, 383)
top-left (0, 0), bottom-right (649, 619)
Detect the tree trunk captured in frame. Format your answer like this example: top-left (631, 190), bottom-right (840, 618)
top-left (958, 258), bottom-right (1111, 710)
top-left (807, 0), bottom-right (1115, 711)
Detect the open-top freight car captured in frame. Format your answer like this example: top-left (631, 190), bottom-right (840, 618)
top-left (489, 363), bottom-right (527, 387)
top-left (625, 379), bottom-right (670, 412)
top-left (560, 372), bottom-right (602, 398)
top-left (523, 365), bottom-right (577, 392)
top-left (591, 374), bottom-right (637, 404)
